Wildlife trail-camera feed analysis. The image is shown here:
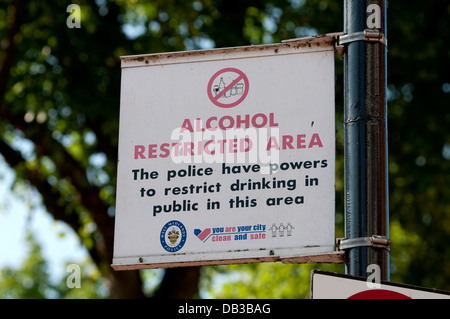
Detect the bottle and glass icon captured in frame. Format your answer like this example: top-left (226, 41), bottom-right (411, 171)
top-left (213, 77), bottom-right (245, 99)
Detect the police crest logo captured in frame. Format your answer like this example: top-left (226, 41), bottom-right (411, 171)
top-left (160, 220), bottom-right (187, 252)
top-left (167, 228), bottom-right (179, 245)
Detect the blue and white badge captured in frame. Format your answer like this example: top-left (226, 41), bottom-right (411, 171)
top-left (160, 220), bottom-right (187, 252)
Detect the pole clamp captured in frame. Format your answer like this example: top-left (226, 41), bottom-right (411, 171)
top-left (338, 29), bottom-right (387, 47)
top-left (337, 235), bottom-right (390, 251)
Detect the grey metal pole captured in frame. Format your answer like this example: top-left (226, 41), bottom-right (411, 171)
top-left (341, 0), bottom-right (389, 280)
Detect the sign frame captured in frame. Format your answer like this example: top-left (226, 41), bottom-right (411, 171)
top-left (311, 270), bottom-right (450, 299)
top-left (112, 34), bottom-right (343, 270)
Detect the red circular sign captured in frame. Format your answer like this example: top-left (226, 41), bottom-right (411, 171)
top-left (348, 289), bottom-right (411, 299)
top-left (207, 68), bottom-right (249, 108)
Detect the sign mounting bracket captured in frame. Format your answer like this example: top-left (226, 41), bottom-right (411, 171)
top-left (338, 29), bottom-right (387, 47)
top-left (337, 235), bottom-right (390, 251)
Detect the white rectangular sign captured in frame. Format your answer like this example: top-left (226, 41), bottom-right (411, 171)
top-left (311, 270), bottom-right (450, 299)
top-left (112, 36), bottom-right (337, 269)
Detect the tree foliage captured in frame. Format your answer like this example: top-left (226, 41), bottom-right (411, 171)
top-left (0, 0), bottom-right (449, 298)
top-left (0, 231), bottom-right (51, 299)
top-left (0, 231), bottom-right (105, 298)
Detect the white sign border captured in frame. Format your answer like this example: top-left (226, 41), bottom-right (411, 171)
top-left (112, 34), bottom-right (342, 270)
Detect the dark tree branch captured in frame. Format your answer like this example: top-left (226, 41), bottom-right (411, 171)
top-left (154, 267), bottom-right (201, 299)
top-left (0, 138), bottom-right (83, 237)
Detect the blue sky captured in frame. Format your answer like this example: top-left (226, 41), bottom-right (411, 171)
top-left (0, 159), bottom-right (87, 283)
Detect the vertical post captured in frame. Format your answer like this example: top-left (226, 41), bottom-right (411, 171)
top-left (342, 0), bottom-right (389, 280)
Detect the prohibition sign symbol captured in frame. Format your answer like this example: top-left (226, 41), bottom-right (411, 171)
top-left (348, 290), bottom-right (411, 299)
top-left (207, 67), bottom-right (249, 108)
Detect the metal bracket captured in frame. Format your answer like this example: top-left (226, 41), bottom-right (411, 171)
top-left (337, 235), bottom-right (390, 251)
top-left (338, 29), bottom-right (387, 47)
